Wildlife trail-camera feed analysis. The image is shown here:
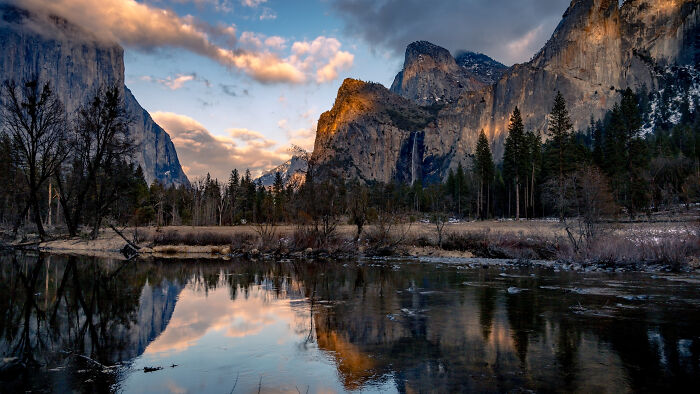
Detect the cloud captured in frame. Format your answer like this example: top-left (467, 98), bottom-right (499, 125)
top-left (161, 74), bottom-right (196, 90)
top-left (330, 0), bottom-right (570, 65)
top-left (152, 111), bottom-right (290, 180)
top-left (278, 117), bottom-right (317, 152)
top-left (264, 36), bottom-right (287, 50)
top-left (219, 83), bottom-right (246, 97)
top-left (316, 51), bottom-right (354, 83)
top-left (259, 7), bottom-right (276, 20)
top-left (241, 0), bottom-right (266, 7)
top-left (140, 72), bottom-right (210, 90)
top-left (160, 0), bottom-right (234, 13)
top-left (290, 37), bottom-right (354, 83)
top-left (16, 0), bottom-right (352, 84)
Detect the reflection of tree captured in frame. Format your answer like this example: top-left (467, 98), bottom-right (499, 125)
top-left (0, 253), bottom-right (184, 391)
top-left (600, 316), bottom-right (700, 393)
top-left (554, 318), bottom-right (581, 391)
top-left (505, 288), bottom-right (544, 366)
top-left (477, 286), bottom-right (497, 341)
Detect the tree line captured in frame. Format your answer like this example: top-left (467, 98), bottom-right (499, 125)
top-left (0, 78), bottom-right (147, 240)
top-left (1, 77), bottom-right (698, 241)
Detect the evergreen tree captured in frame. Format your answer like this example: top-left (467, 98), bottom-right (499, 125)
top-left (474, 130), bottom-right (494, 219)
top-left (226, 169), bottom-right (240, 224)
top-left (546, 91), bottom-right (573, 219)
top-left (272, 171), bottom-right (285, 221)
top-left (524, 130), bottom-right (542, 218)
top-left (592, 119), bottom-right (604, 168)
top-left (603, 89), bottom-right (648, 215)
top-left (503, 107), bottom-right (527, 219)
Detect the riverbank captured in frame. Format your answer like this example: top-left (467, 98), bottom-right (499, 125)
top-left (9, 219), bottom-right (696, 272)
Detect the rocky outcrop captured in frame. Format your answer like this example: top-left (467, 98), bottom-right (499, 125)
top-left (313, 0), bottom-right (699, 184)
top-left (454, 51), bottom-right (509, 85)
top-left (0, 3), bottom-right (189, 186)
top-left (390, 41), bottom-right (486, 106)
top-left (314, 79), bottom-right (451, 183)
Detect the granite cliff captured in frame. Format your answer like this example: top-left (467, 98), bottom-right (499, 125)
top-left (313, 0), bottom-right (700, 184)
top-left (0, 3), bottom-right (189, 186)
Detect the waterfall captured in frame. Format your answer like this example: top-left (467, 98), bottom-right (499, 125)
top-left (411, 132), bottom-right (418, 185)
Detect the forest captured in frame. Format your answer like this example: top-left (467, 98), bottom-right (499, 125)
top-left (1, 77), bottom-right (699, 244)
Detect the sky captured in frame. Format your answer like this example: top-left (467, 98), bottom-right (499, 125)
top-left (16, 0), bottom-right (571, 181)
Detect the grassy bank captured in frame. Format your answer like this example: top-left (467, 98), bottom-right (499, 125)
top-left (31, 220), bottom-right (691, 271)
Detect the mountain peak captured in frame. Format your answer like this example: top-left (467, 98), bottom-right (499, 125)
top-left (391, 41), bottom-right (485, 105)
top-left (454, 51), bottom-right (509, 85)
top-left (404, 41), bottom-right (454, 65)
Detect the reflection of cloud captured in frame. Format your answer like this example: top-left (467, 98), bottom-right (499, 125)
top-left (144, 280), bottom-right (303, 355)
top-left (152, 111), bottom-right (289, 180)
top-left (15, 0), bottom-right (352, 84)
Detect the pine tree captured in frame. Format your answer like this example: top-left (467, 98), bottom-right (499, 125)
top-left (603, 89), bottom-right (648, 215)
top-left (524, 130), bottom-right (542, 218)
top-left (474, 130), bottom-right (494, 219)
top-left (546, 91), bottom-right (573, 219)
top-left (272, 171), bottom-right (285, 221)
top-left (592, 119), bottom-right (604, 168)
top-left (226, 169), bottom-right (240, 224)
top-left (503, 107), bottom-right (527, 219)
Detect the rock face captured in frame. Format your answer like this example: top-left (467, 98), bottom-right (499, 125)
top-left (313, 0), bottom-right (699, 184)
top-left (314, 79), bottom-right (446, 183)
top-left (390, 41), bottom-right (487, 106)
top-left (0, 3), bottom-right (189, 186)
top-left (454, 51), bottom-right (509, 85)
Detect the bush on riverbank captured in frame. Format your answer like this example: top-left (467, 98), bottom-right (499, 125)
top-left (138, 223), bottom-right (699, 270)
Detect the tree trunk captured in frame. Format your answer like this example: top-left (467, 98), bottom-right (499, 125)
top-left (515, 179), bottom-right (520, 221)
top-left (31, 191), bottom-right (46, 240)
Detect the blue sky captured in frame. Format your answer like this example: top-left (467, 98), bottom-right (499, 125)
top-left (20, 0), bottom-right (571, 181)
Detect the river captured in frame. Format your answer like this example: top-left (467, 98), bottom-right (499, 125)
top-left (1, 252), bottom-right (698, 392)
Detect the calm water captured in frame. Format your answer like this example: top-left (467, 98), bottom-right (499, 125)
top-left (1, 253), bottom-right (699, 393)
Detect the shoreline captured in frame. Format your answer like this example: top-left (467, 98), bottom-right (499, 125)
top-left (3, 220), bottom-right (694, 273)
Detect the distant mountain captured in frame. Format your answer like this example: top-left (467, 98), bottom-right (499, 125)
top-left (313, 0), bottom-right (700, 184)
top-left (454, 51), bottom-right (508, 85)
top-left (0, 3), bottom-right (189, 186)
top-left (256, 155), bottom-right (307, 189)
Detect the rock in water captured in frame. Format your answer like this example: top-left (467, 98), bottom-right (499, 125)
top-left (313, 0), bottom-right (699, 184)
top-left (0, 3), bottom-right (189, 186)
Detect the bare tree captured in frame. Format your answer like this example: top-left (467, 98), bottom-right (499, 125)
top-left (431, 212), bottom-right (448, 248)
top-left (0, 79), bottom-right (67, 239)
top-left (560, 166), bottom-right (618, 254)
top-left (348, 182), bottom-right (369, 241)
top-left (54, 85), bottom-right (134, 238)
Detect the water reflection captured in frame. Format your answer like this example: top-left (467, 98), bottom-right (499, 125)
top-left (1, 253), bottom-right (699, 392)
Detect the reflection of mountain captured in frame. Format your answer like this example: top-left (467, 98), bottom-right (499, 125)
top-left (306, 265), bottom-right (683, 393)
top-left (0, 254), bottom-right (186, 392)
top-left (129, 278), bottom-right (183, 358)
top-left (3, 256), bottom-right (699, 392)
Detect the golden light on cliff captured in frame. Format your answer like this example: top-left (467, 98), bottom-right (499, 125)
top-left (315, 329), bottom-right (377, 390)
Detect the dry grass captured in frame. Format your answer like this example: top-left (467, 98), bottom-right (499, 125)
top-left (36, 220), bottom-right (699, 270)
top-left (559, 228), bottom-right (700, 270)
